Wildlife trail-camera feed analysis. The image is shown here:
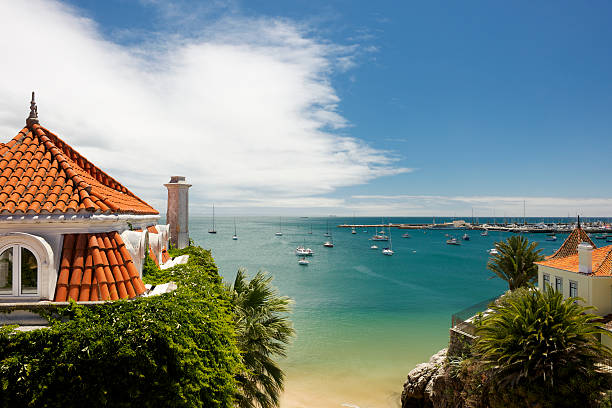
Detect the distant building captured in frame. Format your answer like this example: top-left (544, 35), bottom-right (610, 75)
top-left (0, 93), bottom-right (174, 303)
top-left (535, 219), bottom-right (612, 348)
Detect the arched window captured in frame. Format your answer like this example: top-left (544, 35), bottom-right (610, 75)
top-left (0, 245), bottom-right (39, 297)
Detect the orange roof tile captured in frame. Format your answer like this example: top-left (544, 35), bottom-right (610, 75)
top-left (536, 245), bottom-right (612, 275)
top-left (54, 232), bottom-right (147, 301)
top-left (0, 124), bottom-right (158, 215)
top-left (161, 248), bottom-right (170, 264)
top-left (547, 226), bottom-right (596, 260)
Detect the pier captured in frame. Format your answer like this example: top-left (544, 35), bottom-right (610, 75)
top-left (337, 221), bottom-right (612, 234)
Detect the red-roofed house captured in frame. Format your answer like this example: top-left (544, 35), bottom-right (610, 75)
top-left (0, 94), bottom-right (169, 302)
top-left (535, 220), bottom-right (612, 347)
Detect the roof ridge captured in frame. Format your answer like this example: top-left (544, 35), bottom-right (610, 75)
top-left (594, 246), bottom-right (612, 275)
top-left (38, 125), bottom-right (131, 195)
top-left (31, 125), bottom-right (96, 212)
top-left (548, 226), bottom-right (596, 260)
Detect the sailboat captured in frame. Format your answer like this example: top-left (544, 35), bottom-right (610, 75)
top-left (308, 221), bottom-right (313, 235)
top-left (275, 217), bottom-right (283, 236)
top-left (351, 213), bottom-right (357, 234)
top-left (232, 217), bottom-right (238, 240)
top-left (382, 226), bottom-right (394, 255)
top-left (324, 219), bottom-right (331, 237)
top-left (208, 204), bottom-right (217, 234)
top-left (323, 229), bottom-right (334, 247)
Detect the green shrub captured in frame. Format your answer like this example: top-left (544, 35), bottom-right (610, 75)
top-left (0, 245), bottom-right (242, 408)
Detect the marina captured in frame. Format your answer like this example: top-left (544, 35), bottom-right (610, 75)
top-left (338, 221), bottom-right (612, 234)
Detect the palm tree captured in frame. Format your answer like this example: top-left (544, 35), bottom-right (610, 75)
top-left (487, 235), bottom-right (544, 290)
top-left (474, 286), bottom-right (612, 407)
top-left (227, 268), bottom-right (294, 408)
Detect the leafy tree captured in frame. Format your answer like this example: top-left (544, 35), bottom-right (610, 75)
top-left (227, 269), bottom-right (294, 408)
top-left (0, 245), bottom-right (242, 408)
top-left (473, 286), bottom-right (612, 407)
top-left (487, 235), bottom-right (544, 290)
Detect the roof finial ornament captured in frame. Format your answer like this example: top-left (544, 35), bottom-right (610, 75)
top-left (577, 214), bottom-right (581, 229)
top-left (26, 91), bottom-right (39, 127)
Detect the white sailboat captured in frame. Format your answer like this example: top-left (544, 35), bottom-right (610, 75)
top-left (324, 219), bottom-right (331, 237)
top-left (232, 217), bottom-right (238, 240)
top-left (382, 226), bottom-right (394, 255)
top-left (275, 217), bottom-right (283, 236)
top-left (208, 204), bottom-right (217, 234)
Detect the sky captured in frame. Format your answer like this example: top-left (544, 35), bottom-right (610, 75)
top-left (0, 0), bottom-right (611, 217)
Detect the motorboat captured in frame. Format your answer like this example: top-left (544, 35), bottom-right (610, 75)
top-left (298, 258), bottom-right (309, 265)
top-left (480, 230), bottom-right (488, 236)
top-left (545, 234), bottom-right (557, 241)
top-left (371, 234), bottom-right (389, 241)
top-left (446, 238), bottom-right (460, 245)
top-left (295, 246), bottom-right (314, 256)
top-left (323, 241), bottom-right (334, 248)
top-left (462, 233), bottom-right (470, 241)
top-left (402, 233), bottom-right (411, 238)
top-left (370, 244), bottom-right (378, 249)
top-left (488, 248), bottom-right (499, 255)
top-left (351, 228), bottom-right (357, 234)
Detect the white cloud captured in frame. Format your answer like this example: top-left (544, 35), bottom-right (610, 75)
top-left (0, 0), bottom-right (409, 214)
top-left (348, 195), bottom-right (612, 217)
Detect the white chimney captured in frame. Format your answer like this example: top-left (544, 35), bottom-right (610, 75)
top-left (577, 242), bottom-right (593, 274)
top-left (164, 176), bottom-right (192, 249)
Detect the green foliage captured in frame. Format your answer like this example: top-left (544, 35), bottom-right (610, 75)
top-left (0, 245), bottom-right (242, 408)
top-left (472, 286), bottom-right (612, 407)
top-left (487, 235), bottom-right (544, 290)
top-left (227, 268), bottom-right (294, 408)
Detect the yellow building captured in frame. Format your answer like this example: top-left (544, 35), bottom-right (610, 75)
top-left (536, 221), bottom-right (612, 348)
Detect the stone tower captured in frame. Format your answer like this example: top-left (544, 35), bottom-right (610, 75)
top-left (164, 176), bottom-right (192, 249)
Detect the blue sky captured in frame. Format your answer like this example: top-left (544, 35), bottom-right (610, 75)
top-left (1, 1), bottom-right (611, 216)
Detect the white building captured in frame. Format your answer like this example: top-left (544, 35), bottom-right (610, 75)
top-left (0, 94), bottom-right (171, 303)
top-left (535, 220), bottom-right (612, 347)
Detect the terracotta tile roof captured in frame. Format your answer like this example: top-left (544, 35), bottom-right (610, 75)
top-left (0, 124), bottom-right (158, 215)
top-left (161, 248), bottom-right (170, 264)
top-left (536, 245), bottom-right (612, 275)
top-left (147, 225), bottom-right (159, 234)
top-left (54, 232), bottom-right (147, 301)
top-left (149, 247), bottom-right (160, 268)
top-left (546, 226), bottom-right (596, 260)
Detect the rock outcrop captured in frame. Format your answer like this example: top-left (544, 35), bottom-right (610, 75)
top-left (401, 348), bottom-right (448, 408)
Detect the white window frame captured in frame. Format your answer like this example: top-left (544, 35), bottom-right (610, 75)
top-left (0, 244), bottom-right (41, 298)
top-left (555, 277), bottom-right (563, 293)
top-left (569, 280), bottom-right (578, 298)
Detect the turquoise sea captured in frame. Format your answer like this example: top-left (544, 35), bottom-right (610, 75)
top-left (189, 216), bottom-right (585, 407)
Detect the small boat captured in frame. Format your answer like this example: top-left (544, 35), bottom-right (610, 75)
top-left (462, 233), bottom-right (470, 241)
top-left (324, 219), bottom-right (331, 237)
top-left (402, 233), bottom-right (411, 238)
top-left (323, 241), bottom-right (334, 248)
top-left (275, 217), bottom-right (283, 236)
top-left (298, 258), bottom-right (309, 265)
top-left (208, 204), bottom-right (217, 234)
top-left (370, 244), bottom-right (378, 249)
top-left (488, 248), bottom-right (499, 255)
top-left (232, 217), bottom-right (238, 240)
top-left (545, 235), bottom-right (557, 241)
top-left (382, 225), bottom-right (394, 255)
top-left (446, 238), bottom-right (460, 245)
top-left (595, 234), bottom-right (607, 240)
top-left (295, 245), bottom-right (314, 256)
top-left (480, 230), bottom-right (488, 236)
top-left (371, 234), bottom-right (389, 241)
top-left (351, 228), bottom-right (357, 234)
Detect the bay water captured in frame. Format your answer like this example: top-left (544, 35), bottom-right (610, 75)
top-left (189, 216), bottom-right (575, 407)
